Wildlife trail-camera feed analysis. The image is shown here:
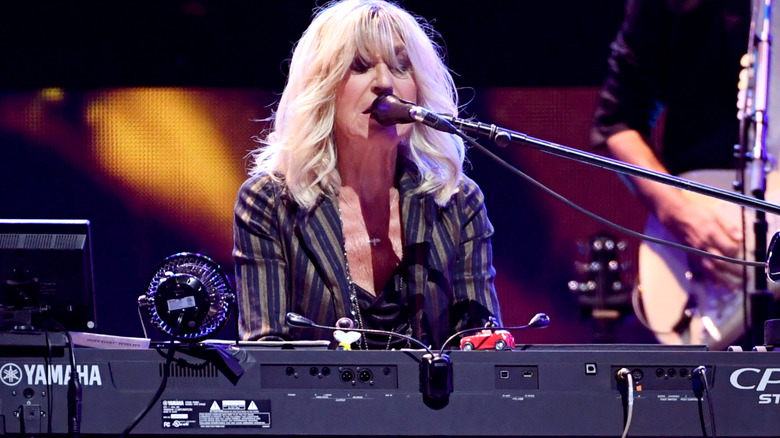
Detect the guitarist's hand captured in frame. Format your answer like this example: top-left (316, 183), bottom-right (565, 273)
top-left (606, 130), bottom-right (746, 291)
top-left (657, 198), bottom-right (744, 291)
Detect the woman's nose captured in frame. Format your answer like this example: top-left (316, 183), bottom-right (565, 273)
top-left (372, 63), bottom-right (394, 95)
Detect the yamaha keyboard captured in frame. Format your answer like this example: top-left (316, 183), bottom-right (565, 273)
top-left (1, 341), bottom-right (779, 437)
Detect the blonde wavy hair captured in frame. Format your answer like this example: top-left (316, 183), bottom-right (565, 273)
top-left (251, 0), bottom-right (465, 209)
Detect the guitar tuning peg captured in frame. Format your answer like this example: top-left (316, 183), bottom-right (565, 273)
top-left (567, 280), bottom-right (597, 293)
top-left (591, 239), bottom-right (607, 252)
top-left (567, 280), bottom-right (591, 293)
top-left (573, 261), bottom-right (590, 274)
top-left (740, 52), bottom-right (753, 68)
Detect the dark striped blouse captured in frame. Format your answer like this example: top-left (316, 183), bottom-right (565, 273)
top-left (233, 163), bottom-right (502, 349)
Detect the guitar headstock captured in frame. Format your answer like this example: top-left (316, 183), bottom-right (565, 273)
top-left (568, 233), bottom-right (633, 342)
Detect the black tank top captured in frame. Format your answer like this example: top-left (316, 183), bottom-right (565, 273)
top-left (353, 269), bottom-right (411, 350)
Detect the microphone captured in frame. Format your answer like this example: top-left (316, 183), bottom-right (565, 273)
top-left (285, 312), bottom-right (453, 402)
top-left (527, 312), bottom-right (552, 328)
top-left (370, 94), bottom-right (459, 134)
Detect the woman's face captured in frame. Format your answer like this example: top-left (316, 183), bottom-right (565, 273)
top-left (333, 44), bottom-right (418, 149)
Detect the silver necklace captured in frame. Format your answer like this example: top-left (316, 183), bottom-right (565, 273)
top-left (337, 198), bottom-right (400, 350)
top-left (338, 188), bottom-right (398, 246)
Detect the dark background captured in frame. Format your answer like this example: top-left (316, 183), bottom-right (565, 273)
top-left (0, 1), bottom-right (624, 88)
top-left (1, 1), bottom-right (658, 345)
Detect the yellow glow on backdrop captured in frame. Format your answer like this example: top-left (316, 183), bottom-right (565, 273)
top-left (86, 88), bottom-right (248, 255)
top-left (41, 88), bottom-right (66, 103)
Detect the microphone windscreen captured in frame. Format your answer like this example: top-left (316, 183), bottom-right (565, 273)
top-left (528, 313), bottom-right (550, 328)
top-left (286, 312), bottom-right (315, 328)
top-left (370, 94), bottom-right (415, 126)
top-left (336, 317), bottom-right (355, 329)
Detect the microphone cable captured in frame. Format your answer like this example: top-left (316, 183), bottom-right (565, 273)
top-left (120, 313), bottom-right (184, 438)
top-left (44, 328), bottom-right (55, 436)
top-left (64, 329), bottom-right (82, 438)
top-left (616, 368), bottom-right (634, 438)
top-left (694, 366), bottom-right (717, 438)
top-left (44, 319), bottom-right (82, 438)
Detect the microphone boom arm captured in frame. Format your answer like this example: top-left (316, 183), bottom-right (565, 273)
top-left (440, 115), bottom-right (780, 217)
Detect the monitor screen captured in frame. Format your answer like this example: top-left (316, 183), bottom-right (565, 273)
top-left (0, 219), bottom-right (97, 331)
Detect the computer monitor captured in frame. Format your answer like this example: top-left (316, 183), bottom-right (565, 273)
top-left (0, 219), bottom-right (97, 331)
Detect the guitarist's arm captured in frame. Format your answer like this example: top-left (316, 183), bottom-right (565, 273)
top-left (606, 129), bottom-right (743, 289)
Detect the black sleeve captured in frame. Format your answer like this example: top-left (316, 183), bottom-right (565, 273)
top-left (590, 0), bottom-right (672, 150)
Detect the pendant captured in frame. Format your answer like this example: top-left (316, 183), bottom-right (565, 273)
top-left (368, 237), bottom-right (381, 246)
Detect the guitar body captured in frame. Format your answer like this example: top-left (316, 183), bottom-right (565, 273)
top-left (638, 169), bottom-right (780, 350)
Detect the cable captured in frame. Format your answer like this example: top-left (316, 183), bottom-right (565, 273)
top-left (616, 368), bottom-right (634, 438)
top-left (455, 131), bottom-right (764, 269)
top-left (120, 313), bottom-right (184, 437)
top-left (64, 330), bottom-right (82, 438)
top-left (694, 366), bottom-right (717, 438)
top-left (44, 328), bottom-right (54, 436)
top-left (46, 320), bottom-right (81, 438)
top-left (136, 304), bottom-right (150, 339)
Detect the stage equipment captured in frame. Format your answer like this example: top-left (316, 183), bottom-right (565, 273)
top-left (2, 345), bottom-right (780, 437)
top-left (138, 252), bottom-right (233, 341)
top-left (0, 219), bottom-right (96, 331)
top-left (371, 92), bottom-right (780, 350)
top-left (735, 0), bottom-right (776, 348)
top-left (287, 311), bottom-right (549, 404)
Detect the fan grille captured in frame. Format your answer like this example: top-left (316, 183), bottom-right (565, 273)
top-left (143, 252), bottom-right (233, 341)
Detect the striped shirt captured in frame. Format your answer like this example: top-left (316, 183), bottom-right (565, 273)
top-left (233, 163), bottom-right (502, 349)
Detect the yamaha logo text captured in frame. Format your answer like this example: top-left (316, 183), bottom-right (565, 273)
top-left (0, 363), bottom-right (103, 387)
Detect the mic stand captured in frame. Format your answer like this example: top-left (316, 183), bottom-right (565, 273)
top-left (739, 0), bottom-right (775, 348)
top-left (442, 116), bottom-right (780, 217)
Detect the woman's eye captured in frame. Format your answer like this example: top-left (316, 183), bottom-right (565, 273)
top-left (391, 54), bottom-right (412, 75)
top-left (392, 60), bottom-right (412, 75)
top-left (350, 58), bottom-right (371, 73)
